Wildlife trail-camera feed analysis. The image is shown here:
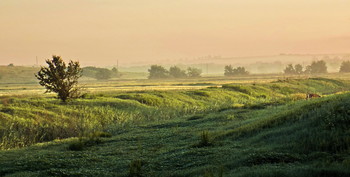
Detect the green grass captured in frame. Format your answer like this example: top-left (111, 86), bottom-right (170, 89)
top-left (0, 78), bottom-right (349, 176)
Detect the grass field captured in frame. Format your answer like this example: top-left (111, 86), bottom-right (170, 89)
top-left (0, 73), bottom-right (350, 176)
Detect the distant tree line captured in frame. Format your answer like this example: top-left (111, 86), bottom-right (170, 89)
top-left (224, 65), bottom-right (250, 76)
top-left (148, 65), bottom-right (202, 79)
top-left (82, 66), bottom-right (121, 80)
top-left (283, 60), bottom-right (350, 75)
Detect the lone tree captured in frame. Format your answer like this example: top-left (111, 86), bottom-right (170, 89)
top-left (35, 55), bottom-right (82, 102)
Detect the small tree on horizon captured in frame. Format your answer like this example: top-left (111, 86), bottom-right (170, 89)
top-left (169, 66), bottom-right (187, 78)
top-left (339, 61), bottom-right (350, 73)
top-left (284, 64), bottom-right (296, 75)
top-left (35, 55), bottom-right (82, 102)
top-left (225, 65), bottom-right (249, 76)
top-left (187, 67), bottom-right (202, 77)
top-left (148, 65), bottom-right (169, 79)
top-left (307, 60), bottom-right (328, 74)
top-left (95, 68), bottom-right (112, 80)
top-left (295, 64), bottom-right (303, 74)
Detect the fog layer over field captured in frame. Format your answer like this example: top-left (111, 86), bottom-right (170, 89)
top-left (1, 0), bottom-right (350, 67)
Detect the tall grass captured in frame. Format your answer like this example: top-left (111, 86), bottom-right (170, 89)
top-left (0, 78), bottom-right (349, 149)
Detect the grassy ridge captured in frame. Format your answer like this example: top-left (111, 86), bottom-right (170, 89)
top-left (0, 78), bottom-right (349, 150)
top-left (0, 79), bottom-right (349, 176)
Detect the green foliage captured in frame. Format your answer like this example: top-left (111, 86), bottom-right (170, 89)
top-left (169, 66), bottom-right (187, 78)
top-left (305, 60), bottom-right (328, 74)
top-left (0, 78), bottom-right (348, 150)
top-left (35, 55), bottom-right (82, 102)
top-left (1, 86), bottom-right (350, 176)
top-left (224, 65), bottom-right (249, 76)
top-left (7, 63), bottom-right (14, 67)
top-left (187, 67), bottom-right (202, 77)
top-left (339, 60), bottom-right (350, 73)
top-left (148, 65), bottom-right (169, 79)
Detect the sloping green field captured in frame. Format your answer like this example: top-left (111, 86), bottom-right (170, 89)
top-left (0, 78), bottom-right (349, 176)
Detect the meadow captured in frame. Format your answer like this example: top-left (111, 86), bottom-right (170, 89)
top-left (0, 67), bottom-right (350, 176)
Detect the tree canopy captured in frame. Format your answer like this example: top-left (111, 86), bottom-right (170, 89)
top-left (35, 55), bottom-right (82, 102)
top-left (187, 67), bottom-right (202, 77)
top-left (225, 65), bottom-right (249, 76)
top-left (148, 65), bottom-right (169, 79)
top-left (169, 66), bottom-right (187, 78)
top-left (339, 61), bottom-right (350, 73)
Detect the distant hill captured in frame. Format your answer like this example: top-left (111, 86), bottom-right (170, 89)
top-left (0, 65), bottom-right (39, 84)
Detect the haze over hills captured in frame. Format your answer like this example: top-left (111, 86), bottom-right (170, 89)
top-left (1, 0), bottom-right (350, 66)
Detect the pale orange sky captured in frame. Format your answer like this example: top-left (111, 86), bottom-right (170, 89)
top-left (0, 0), bottom-right (350, 66)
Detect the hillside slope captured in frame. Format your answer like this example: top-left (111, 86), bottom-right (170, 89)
top-left (0, 80), bottom-right (349, 176)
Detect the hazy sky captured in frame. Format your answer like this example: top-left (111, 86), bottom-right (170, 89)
top-left (1, 0), bottom-right (350, 66)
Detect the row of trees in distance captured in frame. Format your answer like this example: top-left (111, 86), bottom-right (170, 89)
top-left (284, 60), bottom-right (350, 74)
top-left (148, 65), bottom-right (202, 79)
top-left (82, 66), bottom-right (121, 80)
top-left (224, 65), bottom-right (249, 76)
